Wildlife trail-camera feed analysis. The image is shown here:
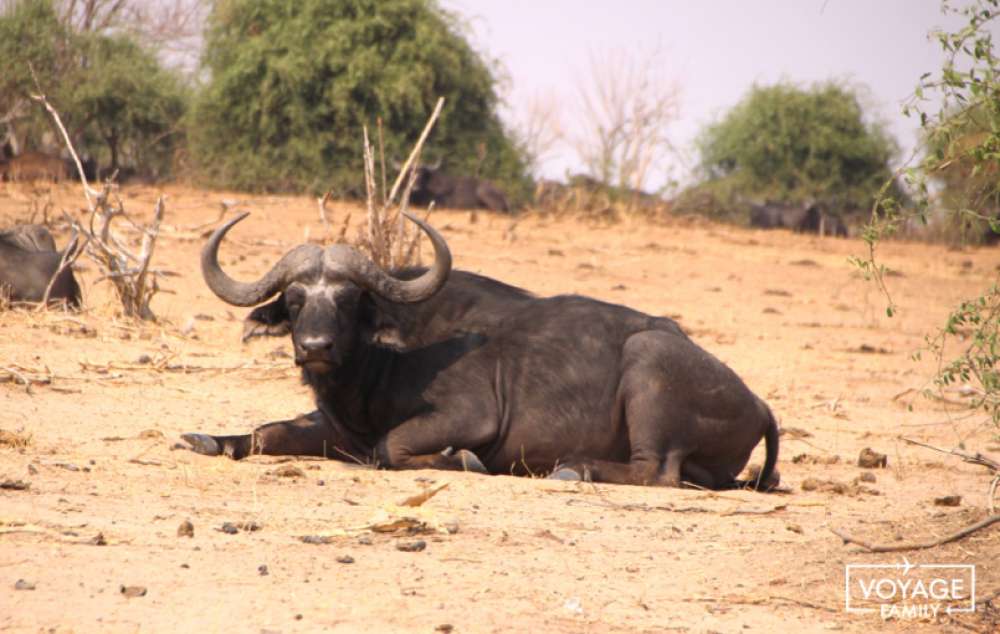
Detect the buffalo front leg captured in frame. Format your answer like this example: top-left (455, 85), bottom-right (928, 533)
top-left (376, 413), bottom-right (497, 474)
top-left (181, 411), bottom-right (351, 460)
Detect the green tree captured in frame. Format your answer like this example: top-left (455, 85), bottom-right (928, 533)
top-left (188, 0), bottom-right (531, 201)
top-left (71, 35), bottom-right (188, 176)
top-left (678, 81), bottom-right (899, 222)
top-left (865, 0), bottom-right (1000, 426)
top-left (0, 0), bottom-right (189, 177)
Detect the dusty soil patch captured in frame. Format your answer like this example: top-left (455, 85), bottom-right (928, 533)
top-left (2, 183), bottom-right (999, 632)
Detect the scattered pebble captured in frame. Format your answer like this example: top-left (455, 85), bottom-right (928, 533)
top-left (858, 447), bottom-right (888, 469)
top-left (395, 539), bottom-right (426, 552)
top-left (785, 523), bottom-right (803, 534)
top-left (14, 579), bottom-right (35, 591)
top-left (219, 521), bottom-right (261, 534)
top-left (271, 465), bottom-right (305, 478)
top-left (91, 532), bottom-right (107, 546)
top-left (444, 521), bottom-right (460, 535)
top-left (0, 479), bottom-right (30, 491)
top-left (336, 555), bottom-right (355, 564)
top-left (792, 453), bottom-right (840, 465)
top-left (177, 520), bottom-right (194, 538)
top-left (856, 472), bottom-right (877, 483)
top-left (120, 585), bottom-right (147, 598)
top-left (563, 596), bottom-right (583, 615)
top-left (258, 565), bottom-right (269, 576)
top-left (299, 535), bottom-right (335, 545)
top-left (934, 495), bottom-right (962, 507)
top-left (435, 625), bottom-right (454, 633)
top-left (136, 354), bottom-right (153, 365)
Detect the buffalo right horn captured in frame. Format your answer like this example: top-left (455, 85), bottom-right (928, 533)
top-left (201, 212), bottom-right (322, 307)
top-left (322, 212), bottom-right (451, 303)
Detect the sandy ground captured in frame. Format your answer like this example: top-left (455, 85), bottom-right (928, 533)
top-left (1, 182), bottom-right (999, 633)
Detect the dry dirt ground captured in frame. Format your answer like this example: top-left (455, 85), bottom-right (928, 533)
top-left (2, 183), bottom-right (1000, 633)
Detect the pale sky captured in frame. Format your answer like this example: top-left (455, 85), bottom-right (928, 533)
top-left (440, 0), bottom-right (981, 190)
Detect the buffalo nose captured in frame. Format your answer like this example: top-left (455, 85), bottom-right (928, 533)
top-left (299, 336), bottom-right (333, 354)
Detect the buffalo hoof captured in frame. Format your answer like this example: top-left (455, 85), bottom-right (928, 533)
top-left (457, 449), bottom-right (488, 474)
top-left (179, 433), bottom-right (222, 456)
top-left (547, 467), bottom-right (582, 482)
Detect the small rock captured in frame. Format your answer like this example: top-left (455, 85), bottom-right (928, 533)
top-left (271, 465), bottom-right (305, 478)
top-left (0, 479), bottom-right (29, 491)
top-left (563, 596), bottom-right (583, 615)
top-left (934, 495), bottom-right (962, 507)
top-left (785, 523), bottom-right (803, 534)
top-left (857, 472), bottom-right (877, 483)
top-left (435, 625), bottom-right (454, 633)
top-left (91, 532), bottom-right (107, 546)
top-left (444, 521), bottom-right (460, 535)
top-left (177, 520), bottom-right (194, 538)
top-left (136, 354), bottom-right (153, 364)
top-left (14, 579), bottom-right (35, 591)
top-left (258, 565), bottom-right (269, 576)
top-left (220, 523), bottom-right (240, 535)
top-left (336, 555), bottom-right (355, 564)
top-left (357, 535), bottom-right (373, 546)
top-left (396, 539), bottom-right (426, 552)
top-left (193, 313), bottom-right (215, 321)
top-left (120, 585), bottom-right (147, 598)
top-left (858, 448), bottom-right (887, 469)
top-left (299, 535), bottom-right (335, 545)
top-left (138, 429), bottom-right (164, 439)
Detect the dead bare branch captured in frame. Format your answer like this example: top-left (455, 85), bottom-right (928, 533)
top-left (900, 437), bottom-right (1000, 472)
top-left (387, 97), bottom-right (445, 207)
top-left (830, 514), bottom-right (1000, 553)
top-left (571, 48), bottom-right (680, 196)
top-left (28, 86), bottom-right (166, 320)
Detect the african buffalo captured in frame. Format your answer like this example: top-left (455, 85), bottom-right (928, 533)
top-left (0, 225), bottom-right (82, 307)
top-left (407, 163), bottom-right (511, 213)
top-left (1, 151), bottom-right (68, 183)
top-left (750, 201), bottom-right (848, 237)
top-left (183, 214), bottom-right (779, 490)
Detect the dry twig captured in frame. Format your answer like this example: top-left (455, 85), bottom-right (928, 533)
top-left (830, 513), bottom-right (1000, 553)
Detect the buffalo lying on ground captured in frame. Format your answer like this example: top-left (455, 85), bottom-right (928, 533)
top-left (183, 214), bottom-right (779, 489)
top-left (0, 225), bottom-right (81, 307)
top-left (750, 201), bottom-right (848, 237)
top-left (407, 164), bottom-right (511, 213)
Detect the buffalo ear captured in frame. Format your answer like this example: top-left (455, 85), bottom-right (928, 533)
top-left (359, 295), bottom-right (407, 349)
top-left (241, 295), bottom-right (290, 342)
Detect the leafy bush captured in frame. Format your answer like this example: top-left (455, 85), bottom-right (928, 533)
top-left (680, 81), bottom-right (900, 223)
top-left (188, 0), bottom-right (531, 202)
top-left (0, 0), bottom-right (188, 178)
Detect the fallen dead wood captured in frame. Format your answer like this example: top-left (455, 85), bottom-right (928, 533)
top-left (680, 594), bottom-right (837, 613)
top-left (900, 437), bottom-right (1000, 472)
top-left (830, 513), bottom-right (1000, 553)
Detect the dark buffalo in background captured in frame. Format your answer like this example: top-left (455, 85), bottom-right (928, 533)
top-left (0, 225), bottom-right (82, 308)
top-left (183, 213), bottom-right (779, 490)
top-left (749, 201), bottom-right (848, 237)
top-left (406, 163), bottom-right (511, 213)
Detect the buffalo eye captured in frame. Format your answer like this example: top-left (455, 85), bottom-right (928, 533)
top-left (284, 287), bottom-right (305, 318)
